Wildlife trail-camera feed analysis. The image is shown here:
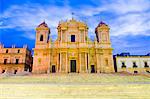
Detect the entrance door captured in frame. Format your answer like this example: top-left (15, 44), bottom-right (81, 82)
top-left (134, 71), bottom-right (138, 74)
top-left (52, 65), bottom-right (56, 73)
top-left (91, 65), bottom-right (95, 73)
top-left (70, 60), bottom-right (76, 72)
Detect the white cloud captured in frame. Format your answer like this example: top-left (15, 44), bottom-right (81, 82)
top-left (110, 12), bottom-right (150, 36)
top-left (0, 4), bottom-right (73, 40)
top-left (108, 0), bottom-right (150, 14)
top-left (90, 0), bottom-right (150, 14)
top-left (0, 0), bottom-right (150, 41)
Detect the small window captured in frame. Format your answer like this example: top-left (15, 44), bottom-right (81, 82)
top-left (40, 35), bottom-right (43, 41)
top-left (133, 62), bottom-right (137, 68)
top-left (4, 59), bottom-right (7, 64)
top-left (14, 70), bottom-right (17, 74)
top-left (71, 35), bottom-right (75, 42)
top-left (146, 70), bottom-right (150, 73)
top-left (105, 59), bottom-right (108, 66)
top-left (134, 71), bottom-right (138, 74)
top-left (16, 59), bottom-right (19, 64)
top-left (6, 49), bottom-right (8, 53)
top-left (2, 70), bottom-right (5, 73)
top-left (144, 62), bottom-right (149, 68)
top-left (121, 62), bottom-right (126, 68)
top-left (18, 49), bottom-right (20, 53)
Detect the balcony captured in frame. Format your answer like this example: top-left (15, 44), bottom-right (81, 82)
top-left (133, 65), bottom-right (138, 68)
top-left (144, 65), bottom-right (149, 68)
top-left (121, 65), bottom-right (126, 68)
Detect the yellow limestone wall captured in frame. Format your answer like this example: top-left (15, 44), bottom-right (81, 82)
top-left (33, 19), bottom-right (114, 73)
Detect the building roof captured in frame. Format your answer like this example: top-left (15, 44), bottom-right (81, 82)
top-left (58, 18), bottom-right (88, 28)
top-left (37, 21), bottom-right (48, 28)
top-left (114, 52), bottom-right (150, 57)
top-left (95, 21), bottom-right (109, 34)
top-left (97, 21), bottom-right (108, 27)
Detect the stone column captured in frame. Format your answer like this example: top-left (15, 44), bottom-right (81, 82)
top-left (84, 30), bottom-right (85, 42)
top-left (85, 52), bottom-right (87, 73)
top-left (66, 52), bottom-right (68, 73)
top-left (59, 52), bottom-right (62, 72)
top-left (57, 53), bottom-right (59, 73)
top-left (79, 53), bottom-right (82, 73)
top-left (66, 31), bottom-right (67, 42)
top-left (47, 51), bottom-right (50, 74)
top-left (88, 53), bottom-right (90, 73)
top-left (80, 31), bottom-right (81, 42)
top-left (61, 30), bottom-right (62, 42)
top-left (96, 51), bottom-right (100, 73)
top-left (68, 58), bottom-right (70, 73)
top-left (99, 54), bottom-right (102, 73)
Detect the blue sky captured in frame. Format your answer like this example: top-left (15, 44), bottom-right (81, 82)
top-left (0, 0), bottom-right (150, 55)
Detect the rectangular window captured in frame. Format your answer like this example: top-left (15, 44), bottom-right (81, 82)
top-left (4, 59), bottom-right (7, 64)
top-left (121, 62), bottom-right (126, 68)
top-left (133, 62), bottom-right (137, 68)
top-left (14, 70), bottom-right (17, 74)
top-left (6, 49), bottom-right (8, 53)
top-left (40, 35), bottom-right (43, 41)
top-left (2, 70), bottom-right (5, 73)
top-left (71, 35), bottom-right (75, 42)
top-left (16, 59), bottom-right (19, 64)
top-left (18, 49), bottom-right (20, 53)
top-left (134, 71), bottom-right (138, 74)
top-left (144, 62), bottom-right (149, 68)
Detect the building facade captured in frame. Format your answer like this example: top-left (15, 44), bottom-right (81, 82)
top-left (0, 44), bottom-right (33, 74)
top-left (33, 18), bottom-right (114, 73)
top-left (114, 53), bottom-right (150, 74)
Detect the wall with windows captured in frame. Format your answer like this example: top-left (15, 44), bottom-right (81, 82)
top-left (0, 44), bottom-right (33, 74)
top-left (33, 19), bottom-right (114, 74)
top-left (114, 56), bottom-right (150, 74)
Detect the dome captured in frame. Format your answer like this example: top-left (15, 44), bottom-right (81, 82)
top-left (37, 21), bottom-right (48, 28)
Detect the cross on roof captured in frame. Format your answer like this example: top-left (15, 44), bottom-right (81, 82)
top-left (71, 12), bottom-right (75, 19)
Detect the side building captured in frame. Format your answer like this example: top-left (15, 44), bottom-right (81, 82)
top-left (0, 43), bottom-right (33, 74)
top-left (114, 53), bottom-right (150, 74)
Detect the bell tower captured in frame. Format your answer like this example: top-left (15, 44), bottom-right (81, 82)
top-left (95, 21), bottom-right (114, 73)
top-left (35, 21), bottom-right (50, 48)
top-left (95, 21), bottom-right (110, 43)
top-left (33, 21), bottom-right (50, 74)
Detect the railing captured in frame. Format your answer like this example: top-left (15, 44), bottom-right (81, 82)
top-left (48, 42), bottom-right (112, 49)
top-left (0, 63), bottom-right (25, 65)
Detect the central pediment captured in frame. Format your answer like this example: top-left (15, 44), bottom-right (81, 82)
top-left (58, 18), bottom-right (88, 29)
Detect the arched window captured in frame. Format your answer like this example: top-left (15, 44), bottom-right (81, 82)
top-left (40, 35), bottom-right (43, 41)
top-left (105, 58), bottom-right (108, 66)
top-left (102, 33), bottom-right (107, 41)
top-left (18, 49), bottom-right (20, 53)
top-left (6, 49), bottom-right (8, 53)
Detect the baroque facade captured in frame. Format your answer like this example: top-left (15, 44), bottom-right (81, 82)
top-left (0, 44), bottom-right (33, 74)
top-left (33, 18), bottom-right (114, 73)
top-left (114, 53), bottom-right (150, 74)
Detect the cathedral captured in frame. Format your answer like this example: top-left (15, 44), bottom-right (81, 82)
top-left (33, 18), bottom-right (114, 73)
